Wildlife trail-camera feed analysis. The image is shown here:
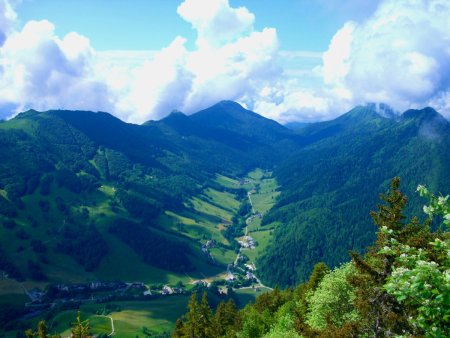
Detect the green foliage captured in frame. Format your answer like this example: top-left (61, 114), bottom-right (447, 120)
top-left (262, 314), bottom-right (300, 338)
top-left (24, 321), bottom-right (60, 338)
top-left (173, 177), bottom-right (450, 338)
top-left (109, 218), bottom-right (193, 272)
top-left (71, 311), bottom-right (91, 338)
top-left (57, 224), bottom-right (108, 271)
top-left (384, 185), bottom-right (450, 336)
top-left (347, 178), bottom-right (416, 336)
top-left (177, 292), bottom-right (213, 338)
top-left (305, 263), bottom-right (357, 330)
top-left (258, 106), bottom-right (450, 286)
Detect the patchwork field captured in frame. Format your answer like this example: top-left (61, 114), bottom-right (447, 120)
top-left (0, 169), bottom-right (278, 337)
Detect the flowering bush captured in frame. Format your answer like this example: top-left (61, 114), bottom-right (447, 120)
top-left (384, 186), bottom-right (450, 336)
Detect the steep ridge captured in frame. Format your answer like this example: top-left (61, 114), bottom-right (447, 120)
top-left (0, 102), bottom-right (298, 284)
top-left (258, 105), bottom-right (450, 286)
top-left (1, 102), bottom-right (450, 291)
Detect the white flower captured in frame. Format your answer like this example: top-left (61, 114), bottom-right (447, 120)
top-left (437, 196), bottom-right (448, 206)
top-left (417, 185), bottom-right (427, 194)
top-left (423, 205), bottom-right (432, 215)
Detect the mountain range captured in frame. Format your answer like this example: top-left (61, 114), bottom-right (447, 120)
top-left (1, 100), bottom-right (449, 291)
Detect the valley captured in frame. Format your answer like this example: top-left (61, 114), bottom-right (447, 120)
top-left (0, 168), bottom-right (278, 337)
top-left (1, 102), bottom-right (450, 337)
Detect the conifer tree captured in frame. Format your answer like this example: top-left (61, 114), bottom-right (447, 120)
top-left (213, 299), bottom-right (240, 337)
top-left (24, 321), bottom-right (60, 338)
top-left (172, 319), bottom-right (184, 338)
top-left (71, 311), bottom-right (91, 338)
top-left (349, 177), bottom-right (420, 336)
top-left (185, 293), bottom-right (200, 338)
top-left (198, 292), bottom-right (213, 337)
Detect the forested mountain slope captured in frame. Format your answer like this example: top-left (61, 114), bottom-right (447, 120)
top-left (0, 101), bottom-right (300, 284)
top-left (1, 101), bottom-right (450, 292)
top-left (258, 105), bottom-right (450, 286)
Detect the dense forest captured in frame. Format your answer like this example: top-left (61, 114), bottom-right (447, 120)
top-left (0, 101), bottom-right (301, 282)
top-left (257, 106), bottom-right (450, 286)
top-left (2, 102), bottom-right (450, 336)
top-left (24, 179), bottom-right (449, 337)
top-left (173, 178), bottom-right (450, 337)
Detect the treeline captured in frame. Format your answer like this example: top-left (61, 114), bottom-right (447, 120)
top-left (57, 224), bottom-right (108, 271)
top-left (174, 178), bottom-right (450, 337)
top-left (109, 218), bottom-right (193, 272)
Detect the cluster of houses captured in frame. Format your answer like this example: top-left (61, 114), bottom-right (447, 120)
top-left (239, 179), bottom-right (251, 185)
top-left (201, 239), bottom-right (216, 253)
top-left (238, 235), bottom-right (255, 249)
top-left (23, 280), bottom-right (187, 310)
top-left (246, 212), bottom-right (262, 224)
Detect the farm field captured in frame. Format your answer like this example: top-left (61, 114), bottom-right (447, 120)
top-left (50, 296), bottom-right (190, 338)
top-left (0, 169), bottom-right (278, 337)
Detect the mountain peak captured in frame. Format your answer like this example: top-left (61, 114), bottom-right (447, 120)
top-left (371, 103), bottom-right (398, 119)
top-left (215, 100), bottom-right (245, 109)
top-left (402, 107), bottom-right (441, 121)
top-left (162, 110), bottom-right (188, 121)
top-left (16, 109), bottom-right (40, 119)
top-left (401, 107), bottom-right (449, 141)
top-left (336, 105), bottom-right (385, 123)
top-left (157, 109), bottom-right (195, 134)
top-left (192, 100), bottom-right (259, 124)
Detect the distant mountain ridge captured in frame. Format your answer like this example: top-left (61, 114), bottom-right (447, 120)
top-left (1, 101), bottom-right (450, 289)
top-left (257, 104), bottom-right (450, 286)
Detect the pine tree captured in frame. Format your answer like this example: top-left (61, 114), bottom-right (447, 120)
top-left (198, 292), bottom-right (213, 337)
top-left (349, 177), bottom-right (418, 336)
top-left (172, 319), bottom-right (184, 338)
top-left (24, 321), bottom-right (60, 338)
top-left (71, 311), bottom-right (91, 338)
top-left (184, 292), bottom-right (200, 338)
top-left (213, 299), bottom-right (240, 337)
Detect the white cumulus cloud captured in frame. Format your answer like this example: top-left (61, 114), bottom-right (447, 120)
top-left (322, 0), bottom-right (450, 117)
top-left (177, 0), bottom-right (254, 48)
top-left (0, 14), bottom-right (113, 118)
top-left (100, 0), bottom-right (282, 123)
top-left (1, 0), bottom-right (449, 123)
top-left (0, 0), bottom-right (16, 46)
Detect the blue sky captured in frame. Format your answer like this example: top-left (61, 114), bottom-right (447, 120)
top-left (1, 0), bottom-right (449, 123)
top-left (16, 0), bottom-right (379, 51)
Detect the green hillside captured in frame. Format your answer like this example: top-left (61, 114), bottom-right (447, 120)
top-left (257, 105), bottom-right (450, 286)
top-left (2, 101), bottom-right (450, 335)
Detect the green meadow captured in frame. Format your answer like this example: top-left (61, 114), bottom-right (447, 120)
top-left (0, 169), bottom-right (278, 337)
top-left (50, 296), bottom-right (190, 338)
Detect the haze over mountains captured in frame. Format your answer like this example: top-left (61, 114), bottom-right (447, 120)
top-left (1, 100), bottom-right (449, 290)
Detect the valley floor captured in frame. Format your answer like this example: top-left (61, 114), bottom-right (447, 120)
top-left (0, 168), bottom-right (279, 337)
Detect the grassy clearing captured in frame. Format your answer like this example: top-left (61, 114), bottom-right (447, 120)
top-left (214, 174), bottom-right (240, 190)
top-left (191, 197), bottom-right (233, 223)
top-left (241, 169), bottom-right (279, 265)
top-left (163, 211), bottom-right (227, 245)
top-left (204, 188), bottom-right (240, 213)
top-left (209, 247), bottom-right (237, 265)
top-left (50, 296), bottom-right (190, 338)
top-left (251, 179), bottom-right (280, 215)
top-left (242, 229), bottom-right (274, 262)
top-left (233, 287), bottom-right (271, 307)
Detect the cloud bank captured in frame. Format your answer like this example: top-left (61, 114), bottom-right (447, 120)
top-left (0, 0), bottom-right (449, 122)
top-left (322, 0), bottom-right (450, 116)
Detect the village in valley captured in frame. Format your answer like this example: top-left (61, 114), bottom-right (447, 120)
top-left (2, 169), bottom-right (278, 336)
